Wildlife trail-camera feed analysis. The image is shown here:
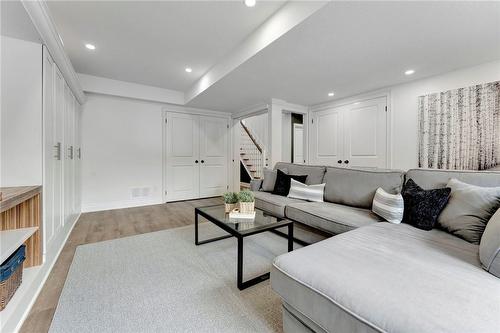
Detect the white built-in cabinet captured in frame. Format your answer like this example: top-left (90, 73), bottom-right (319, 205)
top-left (310, 96), bottom-right (388, 168)
top-left (42, 46), bottom-right (81, 255)
top-left (164, 112), bottom-right (229, 201)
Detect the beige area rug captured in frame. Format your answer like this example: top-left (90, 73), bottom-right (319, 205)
top-left (49, 222), bottom-right (297, 332)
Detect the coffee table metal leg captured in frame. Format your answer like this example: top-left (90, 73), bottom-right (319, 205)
top-left (237, 236), bottom-right (271, 290)
top-left (194, 210), bottom-right (232, 245)
top-left (288, 223), bottom-right (294, 252)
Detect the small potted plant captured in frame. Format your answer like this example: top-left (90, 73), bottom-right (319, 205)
top-left (223, 192), bottom-right (239, 213)
top-left (237, 190), bottom-right (255, 214)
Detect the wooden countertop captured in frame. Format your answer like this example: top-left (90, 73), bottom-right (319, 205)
top-left (0, 186), bottom-right (42, 213)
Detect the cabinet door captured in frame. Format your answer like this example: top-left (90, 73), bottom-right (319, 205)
top-left (343, 97), bottom-right (387, 168)
top-left (199, 116), bottom-right (228, 197)
top-left (42, 47), bottom-right (55, 250)
top-left (53, 68), bottom-right (64, 235)
top-left (310, 107), bottom-right (344, 166)
top-left (165, 112), bottom-right (200, 201)
top-left (63, 84), bottom-right (74, 226)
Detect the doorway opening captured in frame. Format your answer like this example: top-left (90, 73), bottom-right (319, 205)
top-left (238, 114), bottom-right (268, 189)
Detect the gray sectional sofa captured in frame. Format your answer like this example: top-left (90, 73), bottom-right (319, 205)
top-left (250, 162), bottom-right (500, 333)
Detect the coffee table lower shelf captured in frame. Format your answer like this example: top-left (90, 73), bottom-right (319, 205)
top-left (195, 206), bottom-right (294, 290)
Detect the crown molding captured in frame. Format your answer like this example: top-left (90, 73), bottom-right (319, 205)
top-left (22, 1), bottom-right (86, 104)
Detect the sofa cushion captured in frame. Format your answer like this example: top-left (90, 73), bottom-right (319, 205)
top-left (272, 169), bottom-right (307, 196)
top-left (285, 201), bottom-right (382, 235)
top-left (323, 167), bottom-right (404, 209)
top-left (253, 191), bottom-right (305, 218)
top-left (401, 179), bottom-right (451, 231)
top-left (261, 167), bottom-right (288, 192)
top-left (439, 179), bottom-right (500, 244)
top-left (480, 209), bottom-right (500, 277)
top-left (274, 162), bottom-right (326, 185)
top-left (406, 168), bottom-right (500, 190)
top-left (271, 223), bottom-right (500, 333)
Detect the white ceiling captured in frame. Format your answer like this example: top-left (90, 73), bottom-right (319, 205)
top-left (1, 1), bottom-right (41, 43)
top-left (46, 1), bottom-right (500, 112)
top-left (188, 1), bottom-right (500, 111)
top-left (47, 0), bottom-right (285, 92)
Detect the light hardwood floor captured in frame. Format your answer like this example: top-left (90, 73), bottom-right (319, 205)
top-left (20, 197), bottom-right (222, 333)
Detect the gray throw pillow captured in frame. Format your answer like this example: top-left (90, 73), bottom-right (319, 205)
top-left (480, 209), bottom-right (500, 278)
top-left (438, 178), bottom-right (500, 244)
top-left (261, 168), bottom-right (287, 192)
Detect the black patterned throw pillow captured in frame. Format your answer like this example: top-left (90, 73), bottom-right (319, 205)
top-left (272, 169), bottom-right (307, 197)
top-left (401, 179), bottom-right (451, 231)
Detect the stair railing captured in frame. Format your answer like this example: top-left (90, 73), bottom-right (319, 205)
top-left (240, 120), bottom-right (266, 179)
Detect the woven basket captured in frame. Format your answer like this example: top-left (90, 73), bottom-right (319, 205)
top-left (0, 263), bottom-right (23, 311)
top-left (239, 201), bottom-right (255, 214)
top-left (224, 203), bottom-right (237, 213)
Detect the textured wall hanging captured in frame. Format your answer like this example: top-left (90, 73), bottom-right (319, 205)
top-left (418, 81), bottom-right (499, 170)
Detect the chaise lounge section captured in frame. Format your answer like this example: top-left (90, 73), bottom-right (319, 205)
top-left (251, 163), bottom-right (500, 332)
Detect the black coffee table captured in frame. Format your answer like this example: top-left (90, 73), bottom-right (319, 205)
top-left (195, 205), bottom-right (294, 290)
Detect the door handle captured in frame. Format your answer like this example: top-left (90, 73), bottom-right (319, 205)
top-left (337, 160), bottom-right (342, 164)
top-left (344, 160), bottom-right (349, 164)
top-left (68, 146), bottom-right (74, 160)
top-left (54, 142), bottom-right (62, 160)
top-left (201, 160), bottom-right (205, 164)
top-left (195, 160), bottom-right (199, 163)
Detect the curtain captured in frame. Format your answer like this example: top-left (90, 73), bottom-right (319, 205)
top-left (418, 81), bottom-right (500, 170)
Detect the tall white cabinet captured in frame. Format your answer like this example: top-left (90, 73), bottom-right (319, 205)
top-left (164, 112), bottom-right (229, 201)
top-left (310, 96), bottom-right (388, 168)
top-left (42, 46), bottom-right (81, 255)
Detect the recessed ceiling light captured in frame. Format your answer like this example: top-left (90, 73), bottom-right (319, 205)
top-left (85, 43), bottom-right (96, 50)
top-left (244, 0), bottom-right (256, 7)
top-left (405, 69), bottom-right (415, 75)
top-left (328, 92), bottom-right (334, 97)
top-left (185, 67), bottom-right (192, 73)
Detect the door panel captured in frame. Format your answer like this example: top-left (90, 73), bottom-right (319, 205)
top-left (53, 68), bottom-right (64, 235)
top-left (199, 116), bottom-right (228, 197)
top-left (293, 124), bottom-right (304, 164)
top-left (344, 97), bottom-right (387, 168)
top-left (43, 48), bottom-right (55, 249)
top-left (166, 112), bottom-right (200, 201)
top-left (311, 108), bottom-right (344, 166)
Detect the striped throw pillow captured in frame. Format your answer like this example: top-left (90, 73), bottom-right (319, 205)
top-left (372, 187), bottom-right (404, 224)
top-left (287, 179), bottom-right (325, 202)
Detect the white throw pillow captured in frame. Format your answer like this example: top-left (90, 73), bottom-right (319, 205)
top-left (372, 187), bottom-right (404, 224)
top-left (287, 179), bottom-right (325, 202)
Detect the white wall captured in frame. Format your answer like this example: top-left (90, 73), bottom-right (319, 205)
top-left (281, 113), bottom-right (292, 162)
top-left (391, 60), bottom-right (500, 170)
top-left (309, 60), bottom-right (500, 171)
top-left (81, 94), bottom-right (164, 211)
top-left (0, 36), bottom-right (43, 186)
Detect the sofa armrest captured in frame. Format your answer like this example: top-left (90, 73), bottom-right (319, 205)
top-left (250, 179), bottom-right (263, 191)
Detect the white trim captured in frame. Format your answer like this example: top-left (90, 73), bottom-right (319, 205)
top-left (82, 199), bottom-right (162, 213)
top-left (272, 98), bottom-right (309, 114)
top-left (78, 73), bottom-right (184, 105)
top-left (232, 103), bottom-right (269, 119)
top-left (310, 89), bottom-right (391, 112)
top-left (161, 105), bottom-right (231, 118)
top-left (21, 1), bottom-right (85, 104)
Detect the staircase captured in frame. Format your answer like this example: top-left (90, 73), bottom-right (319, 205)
top-left (239, 121), bottom-right (267, 180)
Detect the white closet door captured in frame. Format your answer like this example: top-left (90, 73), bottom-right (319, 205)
top-left (199, 116), bottom-right (228, 197)
top-left (42, 48), bottom-right (55, 249)
top-left (166, 112), bottom-right (200, 201)
top-left (53, 68), bottom-right (64, 235)
top-left (293, 124), bottom-right (304, 164)
top-left (343, 97), bottom-right (387, 168)
top-left (310, 107), bottom-right (344, 166)
top-left (63, 84), bottom-right (74, 226)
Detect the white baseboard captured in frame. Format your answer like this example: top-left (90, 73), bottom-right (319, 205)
top-left (1, 213), bottom-right (80, 333)
top-left (81, 198), bottom-right (162, 213)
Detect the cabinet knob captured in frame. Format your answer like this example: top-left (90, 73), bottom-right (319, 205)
top-left (337, 160), bottom-right (342, 164)
top-left (344, 160), bottom-right (349, 164)
top-left (201, 160), bottom-right (205, 164)
top-left (195, 160), bottom-right (199, 163)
